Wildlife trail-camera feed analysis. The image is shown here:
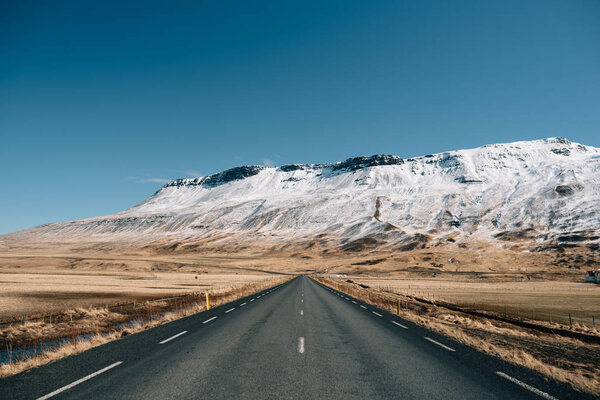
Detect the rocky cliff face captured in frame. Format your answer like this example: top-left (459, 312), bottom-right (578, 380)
top-left (3, 138), bottom-right (599, 255)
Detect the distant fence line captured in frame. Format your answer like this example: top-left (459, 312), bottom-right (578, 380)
top-left (371, 283), bottom-right (599, 331)
top-left (318, 277), bottom-right (600, 345)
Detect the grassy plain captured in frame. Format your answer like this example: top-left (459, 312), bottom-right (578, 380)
top-left (0, 250), bottom-right (284, 320)
top-left (352, 277), bottom-right (600, 328)
top-left (0, 237), bottom-right (595, 320)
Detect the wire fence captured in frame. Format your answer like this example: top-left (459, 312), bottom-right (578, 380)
top-left (369, 282), bottom-right (599, 331)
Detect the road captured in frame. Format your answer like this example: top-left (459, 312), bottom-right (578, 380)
top-left (0, 276), bottom-right (590, 399)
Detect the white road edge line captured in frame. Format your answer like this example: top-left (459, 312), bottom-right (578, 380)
top-left (36, 361), bottom-right (123, 400)
top-left (300, 309), bottom-right (304, 316)
top-left (424, 337), bottom-right (455, 352)
top-left (250, 299), bottom-right (255, 302)
top-left (159, 330), bottom-right (188, 344)
top-left (392, 321), bottom-right (408, 329)
top-left (298, 337), bottom-right (305, 354)
top-left (240, 302), bottom-right (247, 306)
top-left (225, 308), bottom-right (235, 313)
top-left (360, 305), bottom-right (367, 309)
top-left (495, 371), bottom-right (558, 400)
top-left (372, 311), bottom-right (383, 317)
top-left (203, 316), bottom-right (217, 324)
top-left (351, 301), bottom-right (357, 304)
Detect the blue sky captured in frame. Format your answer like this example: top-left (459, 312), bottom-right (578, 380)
top-left (1, 0), bottom-right (599, 234)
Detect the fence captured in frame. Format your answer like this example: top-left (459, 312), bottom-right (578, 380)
top-left (369, 282), bottom-right (599, 331)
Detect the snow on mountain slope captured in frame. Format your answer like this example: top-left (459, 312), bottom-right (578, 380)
top-left (4, 138), bottom-right (600, 252)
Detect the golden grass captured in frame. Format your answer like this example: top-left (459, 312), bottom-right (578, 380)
top-left (315, 276), bottom-right (600, 395)
top-left (354, 277), bottom-right (600, 329)
top-left (0, 269), bottom-right (272, 319)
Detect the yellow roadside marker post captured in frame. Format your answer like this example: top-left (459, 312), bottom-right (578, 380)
top-left (206, 293), bottom-right (210, 310)
top-left (397, 299), bottom-right (401, 315)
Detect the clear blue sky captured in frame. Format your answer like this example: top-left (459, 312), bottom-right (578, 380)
top-left (1, 0), bottom-right (599, 234)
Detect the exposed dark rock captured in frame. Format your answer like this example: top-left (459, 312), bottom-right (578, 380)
top-left (203, 166), bottom-right (265, 187)
top-left (331, 154), bottom-right (404, 172)
top-left (341, 237), bottom-right (380, 252)
top-left (494, 228), bottom-right (538, 241)
top-left (351, 258), bottom-right (386, 266)
top-left (551, 148), bottom-right (571, 156)
top-left (552, 137), bottom-right (571, 145)
top-left (456, 177), bottom-right (484, 184)
top-left (396, 233), bottom-right (429, 251)
top-left (280, 164), bottom-right (305, 172)
top-left (164, 166), bottom-right (265, 189)
top-left (558, 233), bottom-right (599, 242)
top-left (554, 184), bottom-right (583, 197)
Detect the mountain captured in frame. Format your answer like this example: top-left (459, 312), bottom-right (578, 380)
top-left (2, 138), bottom-right (599, 258)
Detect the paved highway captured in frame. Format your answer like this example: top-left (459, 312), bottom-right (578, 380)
top-left (0, 276), bottom-right (591, 399)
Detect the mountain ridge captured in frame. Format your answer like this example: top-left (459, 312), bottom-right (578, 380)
top-left (2, 137), bottom-right (599, 259)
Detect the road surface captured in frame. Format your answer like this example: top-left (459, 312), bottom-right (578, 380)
top-left (0, 276), bottom-right (590, 399)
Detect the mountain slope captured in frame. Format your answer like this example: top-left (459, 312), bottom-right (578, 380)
top-left (3, 138), bottom-right (599, 256)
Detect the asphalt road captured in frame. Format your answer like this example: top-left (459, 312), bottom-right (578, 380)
top-left (0, 276), bottom-right (591, 399)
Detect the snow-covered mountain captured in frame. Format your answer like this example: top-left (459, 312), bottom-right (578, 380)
top-left (4, 138), bottom-right (600, 253)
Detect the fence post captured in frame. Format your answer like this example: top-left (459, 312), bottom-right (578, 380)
top-left (569, 313), bottom-right (572, 326)
top-left (593, 315), bottom-right (596, 329)
top-left (206, 293), bottom-right (210, 310)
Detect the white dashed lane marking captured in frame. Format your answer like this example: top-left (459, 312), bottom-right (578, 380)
top-left (298, 337), bottom-right (305, 354)
top-left (36, 362), bottom-right (123, 400)
top-left (159, 331), bottom-right (187, 344)
top-left (424, 337), bottom-right (455, 352)
top-left (392, 321), bottom-right (408, 329)
top-left (495, 372), bottom-right (558, 400)
top-left (203, 316), bottom-right (217, 324)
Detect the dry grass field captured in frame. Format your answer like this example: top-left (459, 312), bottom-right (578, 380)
top-left (0, 249), bottom-right (288, 320)
top-left (0, 238), bottom-right (596, 321)
top-left (0, 270), bottom-right (272, 319)
top-left (352, 278), bottom-right (600, 328)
